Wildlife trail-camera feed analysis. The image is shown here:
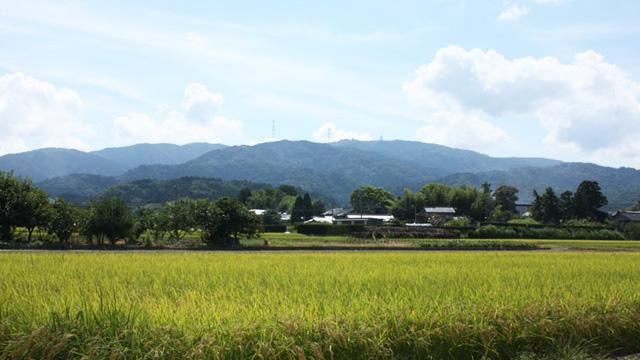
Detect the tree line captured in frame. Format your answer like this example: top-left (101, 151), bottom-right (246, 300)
top-left (349, 180), bottom-right (613, 226)
top-left (0, 171), bottom-right (260, 246)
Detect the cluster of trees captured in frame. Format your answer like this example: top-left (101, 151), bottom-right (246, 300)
top-left (135, 197), bottom-right (260, 246)
top-left (0, 171), bottom-right (261, 246)
top-left (349, 180), bottom-right (613, 225)
top-left (350, 183), bottom-right (495, 223)
top-left (239, 185), bottom-right (325, 224)
top-left (530, 181), bottom-right (608, 224)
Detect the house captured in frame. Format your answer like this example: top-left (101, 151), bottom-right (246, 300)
top-left (334, 217), bottom-right (383, 226)
top-left (249, 209), bottom-right (266, 216)
top-left (417, 207), bottom-right (457, 223)
top-left (331, 214), bottom-right (395, 226)
top-left (323, 208), bottom-right (352, 218)
top-left (304, 216), bottom-right (334, 224)
top-left (515, 203), bottom-right (532, 217)
top-left (612, 211), bottom-right (640, 224)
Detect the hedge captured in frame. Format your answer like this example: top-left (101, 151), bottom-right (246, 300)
top-left (262, 225), bottom-right (288, 233)
top-left (296, 224), bottom-right (365, 236)
top-left (469, 225), bottom-right (625, 240)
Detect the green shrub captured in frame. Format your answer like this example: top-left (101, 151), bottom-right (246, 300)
top-left (623, 223), bottom-right (640, 240)
top-left (262, 225), bottom-right (287, 233)
top-left (296, 224), bottom-right (365, 236)
top-left (507, 218), bottom-right (540, 225)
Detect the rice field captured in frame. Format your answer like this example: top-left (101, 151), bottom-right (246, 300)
top-left (1, 251), bottom-right (640, 359)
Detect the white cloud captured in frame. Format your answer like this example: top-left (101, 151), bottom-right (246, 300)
top-left (406, 46), bottom-right (640, 167)
top-left (416, 110), bottom-right (508, 148)
top-left (312, 122), bottom-right (372, 142)
top-left (0, 72), bottom-right (92, 155)
top-left (113, 83), bottom-right (243, 145)
top-left (498, 4), bottom-right (529, 21)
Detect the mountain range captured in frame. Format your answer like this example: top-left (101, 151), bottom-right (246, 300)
top-left (2, 140), bottom-right (639, 210)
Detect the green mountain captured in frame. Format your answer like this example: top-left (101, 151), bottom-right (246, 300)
top-left (38, 174), bottom-right (121, 204)
top-left (441, 163), bottom-right (640, 211)
top-left (0, 143), bottom-right (226, 182)
top-left (101, 177), bottom-right (268, 206)
top-left (0, 148), bottom-right (126, 182)
top-left (332, 140), bottom-right (562, 175)
top-left (91, 143), bottom-right (226, 169)
top-left (121, 140), bottom-right (437, 202)
top-left (14, 140), bottom-right (640, 209)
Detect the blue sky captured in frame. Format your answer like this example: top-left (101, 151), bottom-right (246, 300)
top-left (1, 0), bottom-right (640, 167)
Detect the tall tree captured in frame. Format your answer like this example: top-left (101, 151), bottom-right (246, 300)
top-left (196, 197), bottom-right (261, 246)
top-left (391, 189), bottom-right (425, 222)
top-left (161, 198), bottom-right (196, 242)
top-left (87, 197), bottom-right (133, 245)
top-left (350, 185), bottom-right (395, 215)
top-left (20, 188), bottom-right (51, 242)
top-left (531, 187), bottom-right (562, 224)
top-left (493, 186), bottom-right (519, 213)
top-left (238, 188), bottom-right (252, 205)
top-left (302, 193), bottom-right (314, 220)
top-left (48, 198), bottom-right (76, 243)
top-left (420, 183), bottom-right (452, 207)
top-left (574, 181), bottom-right (608, 222)
top-left (559, 191), bottom-right (575, 221)
top-left (290, 196), bottom-right (306, 223)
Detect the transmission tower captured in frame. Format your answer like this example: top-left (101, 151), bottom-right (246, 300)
top-left (272, 120), bottom-right (276, 139)
top-left (327, 127), bottom-right (332, 142)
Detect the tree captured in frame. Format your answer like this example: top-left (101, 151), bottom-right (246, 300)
top-left (48, 198), bottom-right (76, 243)
top-left (261, 209), bottom-right (282, 226)
top-left (196, 198), bottom-right (261, 246)
top-left (302, 193), bottom-right (314, 220)
top-left (559, 191), bottom-right (575, 221)
top-left (0, 171), bottom-right (51, 242)
top-left (87, 197), bottom-right (133, 245)
top-left (391, 189), bottom-right (424, 222)
top-left (290, 196), bottom-right (306, 223)
top-left (350, 185), bottom-right (395, 214)
top-left (19, 188), bottom-right (51, 242)
top-left (136, 208), bottom-right (168, 243)
top-left (312, 200), bottom-right (326, 216)
top-left (278, 185), bottom-right (298, 197)
top-left (420, 184), bottom-right (452, 207)
top-left (493, 186), bottom-right (519, 213)
top-left (238, 188), bottom-right (252, 205)
top-left (0, 171), bottom-right (21, 241)
top-left (629, 201), bottom-right (640, 211)
top-left (161, 198), bottom-right (195, 242)
top-left (531, 188), bottom-right (561, 224)
top-left (574, 181), bottom-right (608, 222)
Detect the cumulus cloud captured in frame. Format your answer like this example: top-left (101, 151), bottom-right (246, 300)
top-left (113, 83), bottom-right (243, 145)
top-left (498, 4), bottom-right (529, 21)
top-left (405, 46), bottom-right (640, 166)
top-left (312, 122), bottom-right (372, 142)
top-left (416, 110), bottom-right (508, 148)
top-left (0, 72), bottom-right (92, 155)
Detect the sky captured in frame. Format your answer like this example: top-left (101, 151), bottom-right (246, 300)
top-left (1, 0), bottom-right (640, 168)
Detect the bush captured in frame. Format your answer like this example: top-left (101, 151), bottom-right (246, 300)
top-left (507, 218), bottom-right (540, 226)
top-left (623, 223), bottom-right (640, 240)
top-left (263, 225), bottom-right (287, 233)
top-left (470, 225), bottom-right (624, 240)
top-left (296, 224), bottom-right (365, 236)
top-left (445, 217), bottom-right (472, 227)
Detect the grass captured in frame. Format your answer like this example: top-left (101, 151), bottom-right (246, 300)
top-left (256, 233), bottom-right (640, 251)
top-left (1, 251), bottom-right (640, 359)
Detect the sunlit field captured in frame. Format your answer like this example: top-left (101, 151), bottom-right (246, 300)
top-left (1, 251), bottom-right (639, 359)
